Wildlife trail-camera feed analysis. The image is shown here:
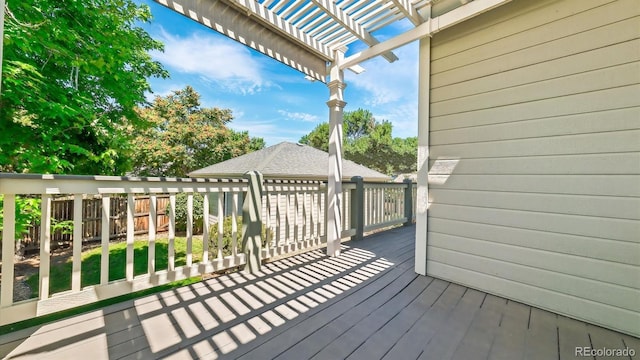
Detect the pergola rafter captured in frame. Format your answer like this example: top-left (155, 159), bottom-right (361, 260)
top-left (309, 0), bottom-right (398, 62)
top-left (387, 0), bottom-right (424, 25)
top-left (225, 0), bottom-right (334, 59)
top-left (154, 0), bottom-right (443, 82)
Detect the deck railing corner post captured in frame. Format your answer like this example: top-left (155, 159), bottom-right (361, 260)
top-left (403, 179), bottom-right (414, 226)
top-left (350, 176), bottom-right (364, 241)
top-left (242, 170), bottom-right (264, 274)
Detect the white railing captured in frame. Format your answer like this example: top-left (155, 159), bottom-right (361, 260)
top-left (0, 174), bottom-right (248, 325)
top-left (0, 173), bottom-right (415, 326)
top-left (261, 180), bottom-right (327, 260)
top-left (363, 182), bottom-right (409, 232)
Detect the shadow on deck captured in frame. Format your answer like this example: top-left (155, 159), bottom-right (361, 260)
top-left (1, 226), bottom-right (638, 359)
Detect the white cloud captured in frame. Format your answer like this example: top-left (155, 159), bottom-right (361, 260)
top-left (231, 117), bottom-right (309, 146)
top-left (376, 104), bottom-right (418, 138)
top-left (277, 110), bottom-right (319, 123)
top-left (345, 43), bottom-right (419, 106)
top-left (151, 28), bottom-right (270, 95)
top-left (344, 42), bottom-right (420, 138)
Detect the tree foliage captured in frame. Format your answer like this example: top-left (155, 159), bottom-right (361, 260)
top-left (344, 108), bottom-right (375, 141)
top-left (131, 86), bottom-right (265, 177)
top-left (0, 0), bottom-right (168, 175)
top-left (299, 108), bottom-right (417, 175)
top-left (299, 122), bottom-right (330, 152)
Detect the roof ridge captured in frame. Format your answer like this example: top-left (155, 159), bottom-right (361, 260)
top-left (257, 142), bottom-right (289, 173)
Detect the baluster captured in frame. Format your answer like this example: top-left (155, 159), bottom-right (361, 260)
top-left (148, 194), bottom-right (157, 275)
top-left (203, 193), bottom-right (210, 263)
top-left (101, 196), bottom-right (110, 285)
top-left (232, 192), bottom-right (238, 257)
top-left (310, 190), bottom-right (316, 239)
top-left (39, 194), bottom-right (52, 299)
top-left (168, 194), bottom-right (176, 271)
top-left (304, 192), bottom-right (310, 241)
top-left (365, 188), bottom-right (370, 227)
top-left (72, 194), bottom-right (83, 292)
top-left (1, 194), bottom-right (16, 306)
top-left (126, 193), bottom-right (134, 281)
top-left (276, 192), bottom-right (282, 246)
top-left (217, 193), bottom-right (223, 260)
top-left (294, 191), bottom-right (300, 243)
top-left (186, 193), bottom-right (193, 267)
top-left (286, 191), bottom-right (291, 244)
top-left (266, 193), bottom-right (272, 248)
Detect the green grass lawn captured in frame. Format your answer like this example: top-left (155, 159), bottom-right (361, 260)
top-left (1, 237), bottom-right (208, 334)
top-left (25, 237), bottom-right (204, 298)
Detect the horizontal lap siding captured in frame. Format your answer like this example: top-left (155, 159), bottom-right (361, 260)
top-left (427, 0), bottom-right (640, 336)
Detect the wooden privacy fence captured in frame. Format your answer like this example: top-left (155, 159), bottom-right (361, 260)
top-left (21, 195), bottom-right (170, 253)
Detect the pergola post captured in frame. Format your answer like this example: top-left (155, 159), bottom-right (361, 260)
top-left (326, 48), bottom-right (347, 257)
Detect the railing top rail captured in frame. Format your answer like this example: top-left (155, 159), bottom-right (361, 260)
top-left (0, 172), bottom-right (246, 183)
top-left (363, 182), bottom-right (413, 188)
top-left (0, 173), bottom-right (248, 195)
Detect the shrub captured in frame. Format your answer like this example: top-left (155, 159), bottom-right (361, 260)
top-left (166, 193), bottom-right (204, 233)
top-left (208, 215), bottom-right (271, 258)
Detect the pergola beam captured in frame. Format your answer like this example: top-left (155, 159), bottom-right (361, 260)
top-left (226, 0), bottom-right (333, 60)
top-left (154, 0), bottom-right (329, 81)
top-left (309, 0), bottom-right (399, 63)
top-left (339, 0), bottom-right (511, 69)
top-left (387, 0), bottom-right (424, 26)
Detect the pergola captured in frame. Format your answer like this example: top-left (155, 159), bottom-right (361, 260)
top-left (0, 0), bottom-right (511, 267)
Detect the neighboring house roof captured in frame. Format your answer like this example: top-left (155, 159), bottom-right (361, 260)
top-left (189, 142), bottom-right (391, 182)
top-left (393, 173), bottom-right (417, 183)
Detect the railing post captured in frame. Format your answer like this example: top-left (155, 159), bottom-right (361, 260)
top-left (350, 176), bottom-right (364, 241)
top-left (404, 179), bottom-right (414, 226)
top-left (242, 171), bottom-right (264, 274)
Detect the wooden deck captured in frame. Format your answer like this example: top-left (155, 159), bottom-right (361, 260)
top-left (1, 225), bottom-right (638, 359)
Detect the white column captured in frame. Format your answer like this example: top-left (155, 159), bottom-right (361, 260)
top-left (415, 36), bottom-right (430, 275)
top-left (326, 48), bottom-right (347, 257)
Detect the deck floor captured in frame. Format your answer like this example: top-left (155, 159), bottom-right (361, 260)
top-left (1, 226), bottom-right (638, 359)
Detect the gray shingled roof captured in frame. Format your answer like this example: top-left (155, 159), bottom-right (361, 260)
top-left (189, 142), bottom-right (390, 182)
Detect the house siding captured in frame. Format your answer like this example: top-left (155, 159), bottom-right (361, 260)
top-left (426, 0), bottom-right (640, 336)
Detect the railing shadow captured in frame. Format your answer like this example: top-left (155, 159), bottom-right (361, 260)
top-left (1, 226), bottom-right (415, 359)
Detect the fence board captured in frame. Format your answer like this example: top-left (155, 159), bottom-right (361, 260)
top-left (20, 195), bottom-right (171, 253)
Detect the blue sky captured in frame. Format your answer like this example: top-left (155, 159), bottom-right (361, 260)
top-left (138, 0), bottom-right (420, 146)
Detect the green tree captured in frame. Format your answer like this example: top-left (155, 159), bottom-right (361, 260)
top-left (299, 122), bottom-right (330, 152)
top-left (299, 110), bottom-right (417, 176)
top-left (131, 86), bottom-right (265, 177)
top-left (344, 108), bottom-right (375, 140)
top-left (0, 0), bottom-right (167, 175)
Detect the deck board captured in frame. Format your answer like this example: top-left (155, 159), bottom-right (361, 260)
top-left (487, 299), bottom-right (530, 360)
top-left (346, 278), bottom-right (449, 360)
top-left (381, 283), bottom-right (468, 359)
top-left (416, 288), bottom-right (485, 360)
top-left (1, 225), bottom-right (637, 360)
top-left (310, 275), bottom-right (433, 360)
top-left (523, 307), bottom-right (559, 360)
top-left (557, 315), bottom-right (593, 360)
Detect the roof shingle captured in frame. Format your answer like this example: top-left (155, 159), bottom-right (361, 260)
top-left (189, 142), bottom-right (390, 181)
